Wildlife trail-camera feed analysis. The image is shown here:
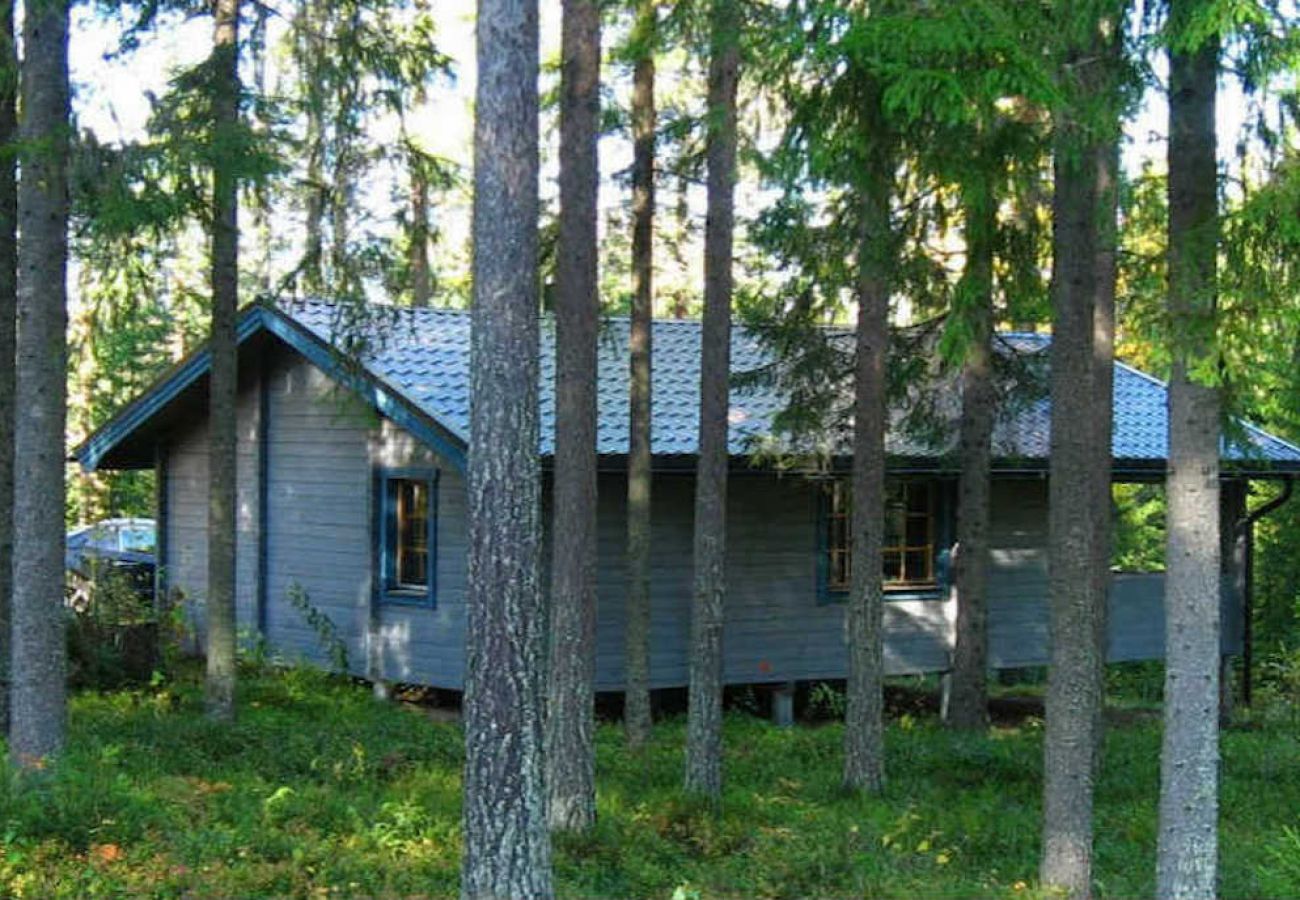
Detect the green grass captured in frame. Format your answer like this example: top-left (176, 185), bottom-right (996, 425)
top-left (1, 668), bottom-right (1296, 898)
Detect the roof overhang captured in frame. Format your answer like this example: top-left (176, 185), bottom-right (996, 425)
top-left (74, 300), bottom-right (1300, 482)
top-left (72, 303), bottom-right (469, 474)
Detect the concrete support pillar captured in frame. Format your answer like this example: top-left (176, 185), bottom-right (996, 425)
top-left (772, 682), bottom-right (796, 728)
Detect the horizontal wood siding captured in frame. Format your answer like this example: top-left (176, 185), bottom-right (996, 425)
top-left (164, 367), bottom-right (262, 642)
top-left (157, 341), bottom-right (1245, 694)
top-left (590, 473), bottom-right (951, 691)
top-left (370, 422), bottom-right (468, 688)
top-left (985, 479), bottom-right (1243, 668)
top-left (162, 348), bottom-right (468, 688)
top-left (262, 352), bottom-right (372, 672)
top-left (262, 352), bottom-right (467, 688)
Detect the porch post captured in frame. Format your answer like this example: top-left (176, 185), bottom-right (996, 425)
top-left (772, 681), bottom-right (796, 727)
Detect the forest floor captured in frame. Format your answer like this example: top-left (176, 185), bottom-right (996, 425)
top-left (1, 665), bottom-right (1297, 898)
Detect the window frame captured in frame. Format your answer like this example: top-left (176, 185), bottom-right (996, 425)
top-left (375, 467), bottom-right (439, 607)
top-left (816, 476), bottom-right (949, 605)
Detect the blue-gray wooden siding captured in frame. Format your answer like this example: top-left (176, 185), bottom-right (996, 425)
top-left (161, 346), bottom-right (1243, 691)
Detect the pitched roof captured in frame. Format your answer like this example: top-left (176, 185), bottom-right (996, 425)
top-left (75, 299), bottom-right (1300, 474)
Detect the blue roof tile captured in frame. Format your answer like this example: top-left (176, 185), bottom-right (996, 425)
top-left (282, 300), bottom-right (1300, 467)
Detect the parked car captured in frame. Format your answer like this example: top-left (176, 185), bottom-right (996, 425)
top-left (65, 518), bottom-right (157, 605)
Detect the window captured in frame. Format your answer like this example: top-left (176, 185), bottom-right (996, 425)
top-left (377, 469), bottom-right (438, 605)
top-left (823, 479), bottom-right (938, 594)
top-left (118, 525), bottom-right (156, 554)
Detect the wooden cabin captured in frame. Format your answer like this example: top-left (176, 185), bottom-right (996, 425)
top-left (74, 300), bottom-right (1300, 693)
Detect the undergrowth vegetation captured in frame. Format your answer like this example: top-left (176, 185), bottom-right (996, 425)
top-left (1, 666), bottom-right (1297, 898)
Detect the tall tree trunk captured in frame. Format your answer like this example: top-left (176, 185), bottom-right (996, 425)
top-left (461, 0), bottom-right (552, 893)
top-left (249, 0), bottom-right (273, 298)
top-left (684, 0), bottom-right (738, 803)
top-left (1040, 15), bottom-right (1107, 894)
top-left (328, 6), bottom-right (361, 297)
top-left (1041, 6), bottom-right (1124, 891)
top-left (298, 0), bottom-right (326, 295)
top-left (10, 0), bottom-right (70, 767)
top-left (205, 0), bottom-right (241, 724)
top-left (0, 0), bottom-right (17, 738)
top-left (331, 111), bottom-right (353, 296)
top-left (947, 177), bottom-right (996, 731)
top-left (624, 0), bottom-right (656, 752)
top-left (1157, 4), bottom-right (1220, 895)
top-left (409, 83), bottom-right (433, 308)
top-left (843, 87), bottom-right (892, 794)
top-left (546, 0), bottom-right (601, 833)
top-left (1092, 129), bottom-right (1119, 717)
top-left (410, 165), bottom-right (432, 305)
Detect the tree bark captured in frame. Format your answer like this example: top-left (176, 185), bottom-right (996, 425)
top-left (684, 0), bottom-right (739, 804)
top-left (249, 2), bottom-right (273, 298)
top-left (624, 0), bottom-right (656, 752)
top-left (205, 0), bottom-right (241, 724)
top-left (545, 0), bottom-right (601, 833)
top-left (1040, 10), bottom-right (1111, 890)
top-left (1157, 5), bottom-right (1220, 895)
top-left (843, 89), bottom-right (892, 794)
top-left (10, 0), bottom-right (70, 768)
top-left (1092, 130), bottom-right (1119, 710)
top-left (410, 83), bottom-right (433, 308)
top-left (330, 95), bottom-right (354, 295)
top-left (461, 0), bottom-right (553, 894)
top-left (298, 0), bottom-right (326, 295)
top-left (947, 178), bottom-right (996, 731)
top-left (0, 0), bottom-right (17, 738)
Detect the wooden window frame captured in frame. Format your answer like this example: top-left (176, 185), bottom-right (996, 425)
top-left (375, 467), bottom-right (439, 607)
top-left (819, 477), bottom-right (940, 601)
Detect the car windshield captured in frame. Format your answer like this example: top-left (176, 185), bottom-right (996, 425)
top-left (119, 527), bottom-right (155, 553)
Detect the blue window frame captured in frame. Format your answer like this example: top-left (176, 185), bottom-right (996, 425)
top-left (375, 467), bottom-right (439, 606)
top-left (816, 477), bottom-right (952, 604)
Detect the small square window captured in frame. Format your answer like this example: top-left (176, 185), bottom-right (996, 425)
top-left (823, 478), bottom-right (938, 596)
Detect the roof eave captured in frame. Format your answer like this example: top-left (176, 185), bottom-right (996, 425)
top-left (73, 303), bottom-right (469, 475)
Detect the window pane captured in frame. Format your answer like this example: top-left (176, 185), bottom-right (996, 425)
top-left (831, 550), bottom-right (850, 589)
top-left (827, 479), bottom-right (939, 592)
top-left (395, 479), bottom-right (431, 590)
top-left (884, 505), bottom-right (904, 548)
top-left (906, 513), bottom-right (929, 548)
top-left (120, 527), bottom-right (155, 553)
top-left (883, 551), bottom-right (902, 583)
top-left (904, 550), bottom-right (929, 583)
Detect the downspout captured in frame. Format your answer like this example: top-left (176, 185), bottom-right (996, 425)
top-left (1237, 476), bottom-right (1294, 706)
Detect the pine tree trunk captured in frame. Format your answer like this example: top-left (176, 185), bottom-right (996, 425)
top-left (1041, 40), bottom-right (1104, 900)
top-left (1092, 133), bottom-right (1119, 703)
top-left (10, 0), bottom-right (70, 768)
top-left (545, 0), bottom-right (601, 833)
top-left (299, 0), bottom-right (326, 295)
top-left (249, 3), bottom-right (273, 298)
top-left (409, 84), bottom-right (433, 308)
top-left (331, 112), bottom-right (353, 294)
top-left (624, 0), bottom-right (656, 752)
top-left (947, 179), bottom-right (996, 731)
top-left (1157, 6), bottom-right (1220, 895)
top-left (0, 0), bottom-right (17, 738)
top-left (843, 107), bottom-right (892, 794)
top-left (684, 0), bottom-right (739, 803)
top-left (205, 0), bottom-right (241, 724)
top-left (410, 168), bottom-right (431, 305)
top-left (461, 0), bottom-right (552, 893)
